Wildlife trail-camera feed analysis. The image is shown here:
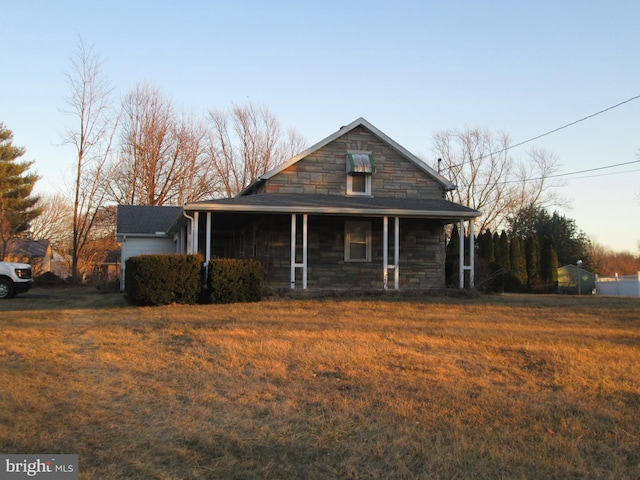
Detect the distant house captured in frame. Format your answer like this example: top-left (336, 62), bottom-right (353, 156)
top-left (5, 239), bottom-right (53, 276)
top-left (117, 118), bottom-right (480, 291)
top-left (557, 264), bottom-right (595, 295)
top-left (95, 249), bottom-right (121, 286)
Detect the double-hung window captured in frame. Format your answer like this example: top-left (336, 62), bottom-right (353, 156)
top-left (345, 221), bottom-right (371, 262)
top-left (346, 152), bottom-right (375, 196)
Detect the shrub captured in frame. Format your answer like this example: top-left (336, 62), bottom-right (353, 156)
top-left (208, 258), bottom-right (263, 304)
top-left (125, 254), bottom-right (203, 306)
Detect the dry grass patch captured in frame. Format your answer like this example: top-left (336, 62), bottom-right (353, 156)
top-left (1, 289), bottom-right (639, 479)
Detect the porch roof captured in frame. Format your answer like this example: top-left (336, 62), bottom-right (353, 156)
top-left (184, 193), bottom-right (480, 220)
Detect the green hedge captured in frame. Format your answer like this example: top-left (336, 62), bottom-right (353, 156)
top-left (125, 254), bottom-right (203, 306)
top-left (207, 258), bottom-right (263, 304)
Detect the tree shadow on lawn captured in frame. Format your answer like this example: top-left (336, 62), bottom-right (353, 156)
top-left (0, 286), bottom-right (129, 312)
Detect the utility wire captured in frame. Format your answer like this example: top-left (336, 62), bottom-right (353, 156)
top-left (483, 159), bottom-right (640, 186)
top-left (487, 94), bottom-right (640, 158)
top-left (441, 94), bottom-right (640, 169)
top-left (561, 168), bottom-right (640, 181)
top-left (545, 159), bottom-right (640, 180)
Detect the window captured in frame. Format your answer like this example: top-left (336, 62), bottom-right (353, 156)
top-left (346, 152), bottom-right (375, 196)
top-left (347, 173), bottom-right (371, 195)
top-left (345, 221), bottom-right (371, 262)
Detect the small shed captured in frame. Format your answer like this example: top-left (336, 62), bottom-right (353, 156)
top-left (557, 264), bottom-right (595, 295)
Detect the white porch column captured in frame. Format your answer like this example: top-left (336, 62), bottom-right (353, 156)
top-left (290, 214), bottom-right (296, 289)
top-left (469, 219), bottom-right (475, 288)
top-left (290, 214), bottom-right (308, 289)
top-left (458, 218), bottom-right (475, 289)
top-left (394, 216), bottom-right (400, 289)
top-left (303, 214), bottom-right (308, 289)
top-left (205, 212), bottom-right (212, 263)
top-left (383, 217), bottom-right (388, 289)
top-left (193, 212), bottom-right (199, 254)
top-left (383, 216), bottom-right (400, 290)
top-left (459, 219), bottom-right (465, 289)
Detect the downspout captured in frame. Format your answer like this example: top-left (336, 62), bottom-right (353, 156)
top-left (182, 210), bottom-right (195, 254)
top-left (120, 234), bottom-right (126, 292)
top-left (183, 209), bottom-right (207, 291)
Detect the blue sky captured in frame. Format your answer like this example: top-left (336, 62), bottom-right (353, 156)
top-left (3, 1), bottom-right (639, 253)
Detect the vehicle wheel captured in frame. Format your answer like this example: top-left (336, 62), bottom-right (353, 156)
top-left (0, 278), bottom-right (13, 299)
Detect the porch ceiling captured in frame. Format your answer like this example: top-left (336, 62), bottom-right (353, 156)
top-left (185, 193), bottom-right (480, 220)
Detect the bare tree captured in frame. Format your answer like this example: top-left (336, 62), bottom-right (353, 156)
top-left (28, 194), bottom-right (73, 252)
top-left (207, 102), bottom-right (307, 197)
top-left (432, 128), bottom-right (565, 233)
top-left (109, 83), bottom-right (218, 205)
top-left (63, 40), bottom-right (118, 282)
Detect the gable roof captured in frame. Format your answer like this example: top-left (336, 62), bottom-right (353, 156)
top-left (239, 117), bottom-right (457, 195)
top-left (7, 239), bottom-right (51, 258)
top-left (116, 205), bottom-right (183, 237)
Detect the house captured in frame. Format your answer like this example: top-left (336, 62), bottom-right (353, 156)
top-left (5, 239), bottom-right (53, 276)
top-left (117, 118), bottom-right (481, 291)
top-left (94, 249), bottom-right (121, 286)
top-left (557, 264), bottom-right (595, 295)
top-left (116, 205), bottom-right (184, 290)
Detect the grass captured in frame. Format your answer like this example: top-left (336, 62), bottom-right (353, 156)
top-left (1, 288), bottom-right (639, 479)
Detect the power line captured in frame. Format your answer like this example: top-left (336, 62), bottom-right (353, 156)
top-left (561, 168), bottom-right (640, 182)
top-left (440, 94), bottom-right (640, 169)
top-left (489, 94), bottom-right (640, 158)
top-left (546, 160), bottom-right (640, 180)
top-left (487, 159), bottom-right (640, 186)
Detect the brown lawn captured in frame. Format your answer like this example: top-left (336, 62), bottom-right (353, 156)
top-left (1, 287), bottom-right (639, 479)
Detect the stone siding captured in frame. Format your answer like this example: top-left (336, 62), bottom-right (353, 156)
top-left (252, 215), bottom-right (446, 290)
top-left (264, 126), bottom-right (445, 199)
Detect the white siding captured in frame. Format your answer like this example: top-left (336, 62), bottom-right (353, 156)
top-left (120, 236), bottom-right (178, 290)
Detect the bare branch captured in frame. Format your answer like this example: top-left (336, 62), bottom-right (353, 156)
top-left (431, 127), bottom-right (564, 233)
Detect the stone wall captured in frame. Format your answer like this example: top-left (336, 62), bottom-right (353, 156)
top-left (263, 126), bottom-right (445, 200)
top-left (253, 214), bottom-right (446, 290)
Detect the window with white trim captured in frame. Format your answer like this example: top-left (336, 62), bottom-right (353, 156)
top-left (346, 152), bottom-right (375, 196)
top-left (345, 221), bottom-right (371, 262)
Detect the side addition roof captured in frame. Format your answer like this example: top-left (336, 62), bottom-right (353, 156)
top-left (116, 205), bottom-right (183, 239)
top-left (7, 239), bottom-right (51, 258)
top-left (240, 117), bottom-right (457, 195)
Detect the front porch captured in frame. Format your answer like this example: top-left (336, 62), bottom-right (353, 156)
top-left (179, 209), bottom-right (475, 291)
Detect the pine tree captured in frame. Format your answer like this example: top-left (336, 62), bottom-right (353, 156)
top-left (0, 123), bottom-right (40, 259)
top-left (499, 231), bottom-right (510, 271)
top-left (509, 236), bottom-right (527, 289)
top-left (525, 235), bottom-right (540, 290)
top-left (540, 237), bottom-right (559, 291)
top-left (445, 225), bottom-right (460, 286)
top-left (478, 229), bottom-right (494, 261)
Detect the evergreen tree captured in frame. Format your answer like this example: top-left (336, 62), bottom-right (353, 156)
top-left (525, 235), bottom-right (540, 289)
top-left (0, 123), bottom-right (40, 259)
top-left (492, 231), bottom-right (502, 265)
top-left (540, 237), bottom-right (559, 291)
top-left (508, 205), bottom-right (589, 266)
top-left (499, 231), bottom-right (510, 271)
top-left (509, 236), bottom-right (527, 289)
top-left (445, 225), bottom-right (460, 286)
top-left (478, 229), bottom-right (494, 261)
